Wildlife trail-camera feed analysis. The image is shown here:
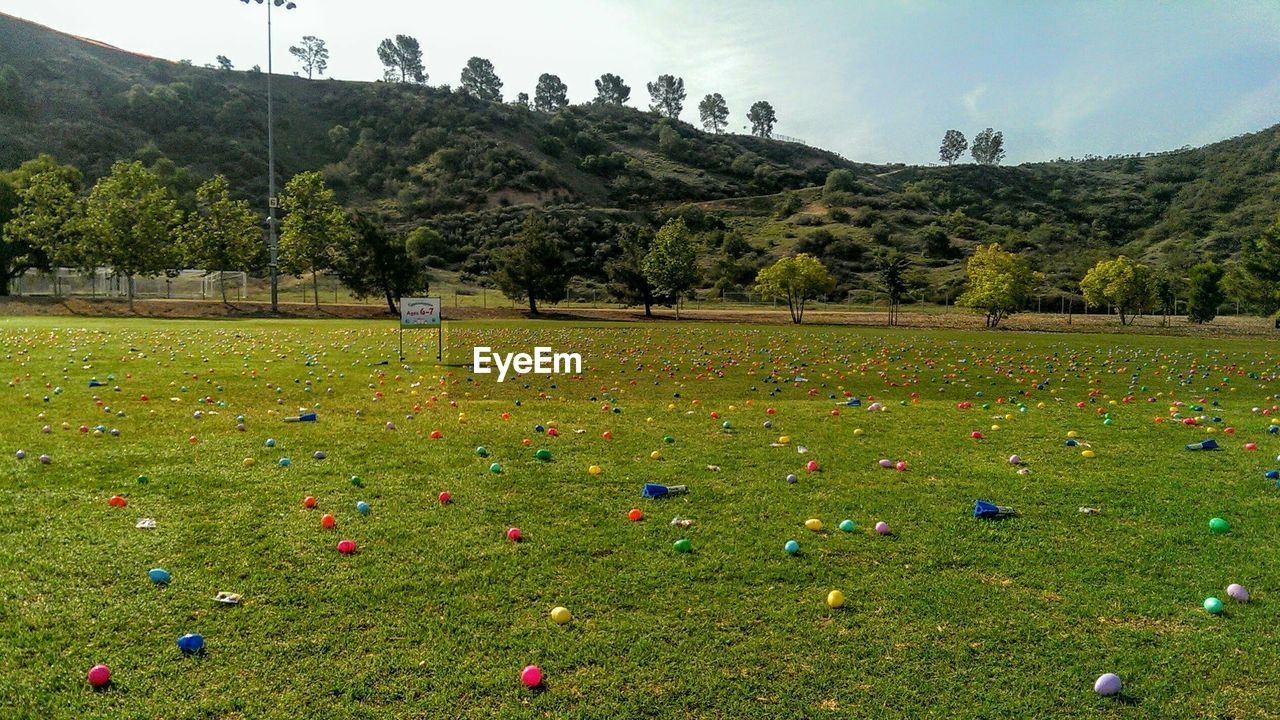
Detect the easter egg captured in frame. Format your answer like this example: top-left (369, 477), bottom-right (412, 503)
top-left (520, 665), bottom-right (542, 687)
top-left (148, 568), bottom-right (171, 584)
top-left (1204, 596), bottom-right (1224, 614)
top-left (875, 521), bottom-right (890, 535)
top-left (356, 501), bottom-right (371, 515)
top-left (663, 435), bottom-right (674, 444)
top-left (438, 491), bottom-right (452, 504)
top-left (784, 540), bottom-right (800, 555)
top-left (673, 538), bottom-right (692, 553)
top-left (550, 606), bottom-right (572, 625)
top-left (628, 508), bottom-right (644, 521)
top-left (507, 527), bottom-right (522, 542)
top-left (853, 428), bottom-right (864, 436)
top-left (1081, 450), bottom-right (1096, 459)
top-left (650, 451), bottom-right (662, 460)
top-left (534, 448), bottom-right (552, 461)
top-left (337, 540), bottom-right (356, 554)
top-left (806, 460), bottom-right (819, 472)
top-left (350, 475), bottom-right (363, 487)
top-left (786, 474), bottom-right (798, 484)
top-left (826, 590), bottom-right (845, 608)
top-left (1008, 455), bottom-right (1022, 465)
top-left (878, 459), bottom-right (893, 469)
top-left (490, 463), bottom-right (502, 473)
top-left (313, 450), bottom-right (327, 460)
top-left (87, 664), bottom-right (111, 687)
top-left (1227, 583), bottom-right (1249, 602)
top-left (1209, 517), bottom-right (1230, 534)
top-left (778, 436), bottom-right (790, 444)
top-left (108, 495), bottom-right (127, 507)
top-left (1093, 673), bottom-right (1122, 696)
top-left (278, 458), bottom-right (292, 467)
top-left (177, 633), bottom-right (204, 653)
top-left (804, 518), bottom-right (823, 531)
top-left (838, 519), bottom-right (855, 533)
top-left (475, 446), bottom-right (489, 457)
top-left (321, 513), bottom-right (335, 529)
top-left (265, 438), bottom-right (276, 448)
top-left (14, 450), bottom-right (24, 460)
top-left (243, 457), bottom-right (255, 467)
top-left (895, 461), bottom-right (907, 471)
top-left (303, 496), bottom-right (317, 508)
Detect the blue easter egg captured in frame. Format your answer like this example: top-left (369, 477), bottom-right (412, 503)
top-left (784, 540), bottom-right (800, 555)
top-left (177, 633), bottom-right (204, 653)
top-left (148, 568), bottom-right (171, 584)
top-left (356, 501), bottom-right (371, 514)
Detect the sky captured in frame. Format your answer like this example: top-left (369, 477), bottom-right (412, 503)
top-left (2, 0), bottom-right (1279, 165)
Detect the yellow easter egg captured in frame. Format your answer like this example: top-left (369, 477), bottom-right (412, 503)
top-left (1081, 450), bottom-right (1096, 459)
top-left (826, 590), bottom-right (845, 608)
top-left (588, 465), bottom-right (602, 475)
top-left (805, 518), bottom-right (824, 531)
top-left (550, 606), bottom-right (572, 625)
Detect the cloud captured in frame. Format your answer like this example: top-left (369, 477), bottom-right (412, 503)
top-left (961, 83), bottom-right (988, 117)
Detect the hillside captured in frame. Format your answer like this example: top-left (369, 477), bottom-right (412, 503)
top-left (2, 11), bottom-right (1279, 307)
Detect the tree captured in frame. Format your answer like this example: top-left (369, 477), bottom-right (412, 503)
top-left (180, 175), bottom-right (261, 303)
top-left (698, 93), bottom-right (728, 133)
top-left (877, 251), bottom-right (910, 326)
top-left (971, 127), bottom-right (1005, 165)
top-left (2, 157), bottom-right (84, 295)
top-left (533, 73), bottom-right (568, 112)
top-left (823, 169), bottom-right (857, 197)
top-left (215, 55), bottom-right (234, 71)
top-left (957, 243), bottom-right (1042, 328)
top-left (1152, 269), bottom-right (1179, 326)
top-left (594, 73), bottom-right (630, 105)
top-left (279, 171), bottom-right (351, 308)
top-left (1186, 261), bottom-right (1224, 323)
top-left (1222, 262), bottom-right (1272, 316)
top-left (289, 36), bottom-right (329, 79)
top-left (81, 161), bottom-right (182, 311)
top-left (755, 253), bottom-right (836, 324)
top-left (1079, 255), bottom-right (1154, 325)
top-left (605, 223), bottom-right (659, 316)
top-left (333, 211), bottom-right (426, 314)
top-left (515, 92), bottom-right (530, 108)
top-left (747, 101), bottom-right (776, 138)
top-left (460, 57), bottom-right (503, 102)
top-left (377, 35), bottom-right (426, 84)
top-left (494, 211), bottom-right (569, 314)
top-left (642, 218), bottom-right (699, 318)
top-left (939, 129), bottom-right (967, 165)
top-left (646, 74), bottom-right (685, 119)
top-left (1243, 217), bottom-right (1280, 314)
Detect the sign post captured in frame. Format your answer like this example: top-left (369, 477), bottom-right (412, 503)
top-left (399, 297), bottom-right (442, 361)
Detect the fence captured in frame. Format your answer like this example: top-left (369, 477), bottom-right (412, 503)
top-left (13, 268), bottom-right (248, 300)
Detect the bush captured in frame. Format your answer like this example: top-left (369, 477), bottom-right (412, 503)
top-left (828, 207), bottom-right (850, 223)
top-left (823, 169), bottom-right (857, 196)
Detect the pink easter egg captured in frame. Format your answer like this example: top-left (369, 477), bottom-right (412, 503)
top-left (87, 664), bottom-right (111, 687)
top-left (874, 521), bottom-right (890, 535)
top-left (520, 664), bottom-right (542, 687)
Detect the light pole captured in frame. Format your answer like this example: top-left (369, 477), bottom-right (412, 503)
top-left (240, 0), bottom-right (296, 312)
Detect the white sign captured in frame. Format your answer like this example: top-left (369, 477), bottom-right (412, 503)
top-left (401, 297), bottom-right (440, 326)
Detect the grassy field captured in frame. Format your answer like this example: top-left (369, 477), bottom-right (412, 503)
top-left (2, 316), bottom-right (1280, 719)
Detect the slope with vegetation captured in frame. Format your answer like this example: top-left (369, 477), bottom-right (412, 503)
top-left (2, 11), bottom-right (1279, 317)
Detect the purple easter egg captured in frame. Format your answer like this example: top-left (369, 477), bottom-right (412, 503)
top-left (1008, 454), bottom-right (1022, 465)
top-left (1094, 673), bottom-right (1122, 696)
top-left (15, 450), bottom-right (25, 460)
top-left (38, 454), bottom-right (51, 464)
top-left (874, 521), bottom-right (890, 535)
top-left (878, 458), bottom-right (893, 469)
top-left (1227, 583), bottom-right (1249, 602)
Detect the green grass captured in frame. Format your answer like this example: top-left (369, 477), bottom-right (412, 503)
top-left (3, 317), bottom-right (1280, 718)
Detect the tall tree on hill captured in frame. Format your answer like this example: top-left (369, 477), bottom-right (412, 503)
top-left (515, 92), bottom-right (530, 108)
top-left (495, 211), bottom-right (569, 314)
top-left (605, 223), bottom-right (660, 316)
top-left (279, 171), bottom-right (351, 308)
top-left (1185, 261), bottom-right (1224, 323)
top-left (333, 211), bottom-right (426, 314)
top-left (642, 217), bottom-right (699, 318)
top-left (971, 128), bottom-right (1005, 165)
top-left (939, 129), bottom-right (968, 165)
top-left (460, 57), bottom-right (503, 102)
top-left (647, 74), bottom-right (685, 119)
top-left (534, 73), bottom-right (568, 112)
top-left (698, 93), bottom-right (729, 134)
top-left (377, 35), bottom-right (426, 84)
top-left (1, 156), bottom-right (84, 295)
top-left (180, 175), bottom-right (262, 304)
top-left (81, 161), bottom-right (182, 311)
top-left (289, 36), bottom-right (329, 79)
top-left (747, 101), bottom-right (776, 138)
top-left (594, 73), bottom-right (630, 105)
top-left (215, 55), bottom-right (234, 71)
